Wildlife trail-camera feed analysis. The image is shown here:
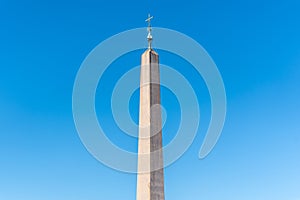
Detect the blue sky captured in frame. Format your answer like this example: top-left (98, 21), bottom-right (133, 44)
top-left (1, 0), bottom-right (300, 199)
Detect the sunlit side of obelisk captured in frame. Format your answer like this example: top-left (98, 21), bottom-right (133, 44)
top-left (136, 15), bottom-right (165, 200)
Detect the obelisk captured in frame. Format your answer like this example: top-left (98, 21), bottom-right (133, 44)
top-left (136, 15), bottom-right (165, 200)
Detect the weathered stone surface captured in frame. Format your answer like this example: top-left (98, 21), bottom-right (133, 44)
top-left (136, 49), bottom-right (165, 200)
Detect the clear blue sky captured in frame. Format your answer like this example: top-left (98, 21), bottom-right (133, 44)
top-left (1, 0), bottom-right (300, 199)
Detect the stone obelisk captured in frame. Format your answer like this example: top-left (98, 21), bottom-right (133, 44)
top-left (136, 15), bottom-right (165, 200)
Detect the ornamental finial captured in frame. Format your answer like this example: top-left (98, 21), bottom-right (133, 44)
top-left (145, 14), bottom-right (153, 49)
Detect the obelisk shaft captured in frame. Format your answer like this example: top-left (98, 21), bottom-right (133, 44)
top-left (136, 49), bottom-right (164, 200)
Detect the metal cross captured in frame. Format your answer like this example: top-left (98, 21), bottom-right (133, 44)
top-left (145, 14), bottom-right (153, 27)
top-left (145, 14), bottom-right (154, 49)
